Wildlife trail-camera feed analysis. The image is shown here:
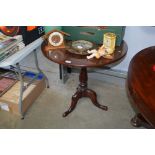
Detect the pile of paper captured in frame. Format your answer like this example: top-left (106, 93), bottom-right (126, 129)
top-left (0, 32), bottom-right (25, 62)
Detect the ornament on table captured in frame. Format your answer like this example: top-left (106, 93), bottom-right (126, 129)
top-left (87, 32), bottom-right (116, 60)
top-left (87, 45), bottom-right (113, 59)
top-left (42, 29), bottom-right (70, 50)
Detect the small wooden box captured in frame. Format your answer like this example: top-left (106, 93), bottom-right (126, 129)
top-left (0, 78), bottom-right (46, 115)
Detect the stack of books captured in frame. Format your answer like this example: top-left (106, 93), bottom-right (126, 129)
top-left (0, 77), bottom-right (17, 97)
top-left (0, 32), bottom-right (25, 62)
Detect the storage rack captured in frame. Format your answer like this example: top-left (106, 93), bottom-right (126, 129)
top-left (0, 38), bottom-right (49, 119)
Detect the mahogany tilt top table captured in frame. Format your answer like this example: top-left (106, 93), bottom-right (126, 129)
top-left (127, 46), bottom-right (155, 128)
top-left (41, 40), bottom-right (128, 117)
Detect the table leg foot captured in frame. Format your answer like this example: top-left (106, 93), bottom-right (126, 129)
top-left (131, 113), bottom-right (153, 128)
top-left (84, 89), bottom-right (108, 111)
top-left (63, 91), bottom-right (82, 117)
top-left (63, 67), bottom-right (108, 117)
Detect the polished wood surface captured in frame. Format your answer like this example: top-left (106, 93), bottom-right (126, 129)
top-left (41, 40), bottom-right (127, 68)
top-left (63, 67), bottom-right (108, 117)
top-left (130, 113), bottom-right (153, 128)
top-left (127, 46), bottom-right (155, 128)
top-left (42, 40), bottom-right (128, 117)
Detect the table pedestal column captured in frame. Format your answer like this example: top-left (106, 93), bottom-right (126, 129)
top-left (63, 67), bottom-right (108, 117)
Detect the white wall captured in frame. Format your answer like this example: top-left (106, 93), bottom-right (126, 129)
top-left (113, 26), bottom-right (155, 72)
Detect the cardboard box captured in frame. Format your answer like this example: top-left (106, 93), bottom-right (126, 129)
top-left (0, 78), bottom-right (46, 115)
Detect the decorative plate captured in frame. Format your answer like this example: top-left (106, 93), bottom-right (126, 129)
top-left (67, 40), bottom-right (94, 55)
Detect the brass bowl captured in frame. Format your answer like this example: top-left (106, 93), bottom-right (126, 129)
top-left (67, 40), bottom-right (94, 55)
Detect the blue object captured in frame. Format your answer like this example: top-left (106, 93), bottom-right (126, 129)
top-left (24, 71), bottom-right (44, 80)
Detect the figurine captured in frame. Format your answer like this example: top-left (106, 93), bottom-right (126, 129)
top-left (87, 45), bottom-right (113, 59)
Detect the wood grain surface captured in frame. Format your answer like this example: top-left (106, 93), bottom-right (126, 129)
top-left (127, 46), bottom-right (155, 127)
top-left (41, 40), bottom-right (127, 68)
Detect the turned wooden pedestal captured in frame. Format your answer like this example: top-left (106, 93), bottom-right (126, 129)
top-left (63, 67), bottom-right (108, 117)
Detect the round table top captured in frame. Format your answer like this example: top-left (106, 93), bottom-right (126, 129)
top-left (41, 40), bottom-right (128, 68)
top-left (127, 46), bottom-right (155, 127)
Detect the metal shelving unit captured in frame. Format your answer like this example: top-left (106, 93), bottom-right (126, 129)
top-left (0, 37), bottom-right (49, 119)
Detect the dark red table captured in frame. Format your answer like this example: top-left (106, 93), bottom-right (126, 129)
top-left (127, 46), bottom-right (155, 128)
top-left (41, 40), bottom-right (128, 117)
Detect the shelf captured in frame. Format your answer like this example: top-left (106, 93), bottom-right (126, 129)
top-left (0, 37), bottom-right (48, 117)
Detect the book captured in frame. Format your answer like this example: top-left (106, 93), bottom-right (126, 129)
top-left (0, 77), bottom-right (17, 97)
top-left (0, 46), bottom-right (19, 62)
top-left (0, 38), bottom-right (17, 51)
top-left (0, 33), bottom-right (24, 53)
top-left (0, 33), bottom-right (25, 62)
top-left (0, 32), bottom-right (12, 42)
